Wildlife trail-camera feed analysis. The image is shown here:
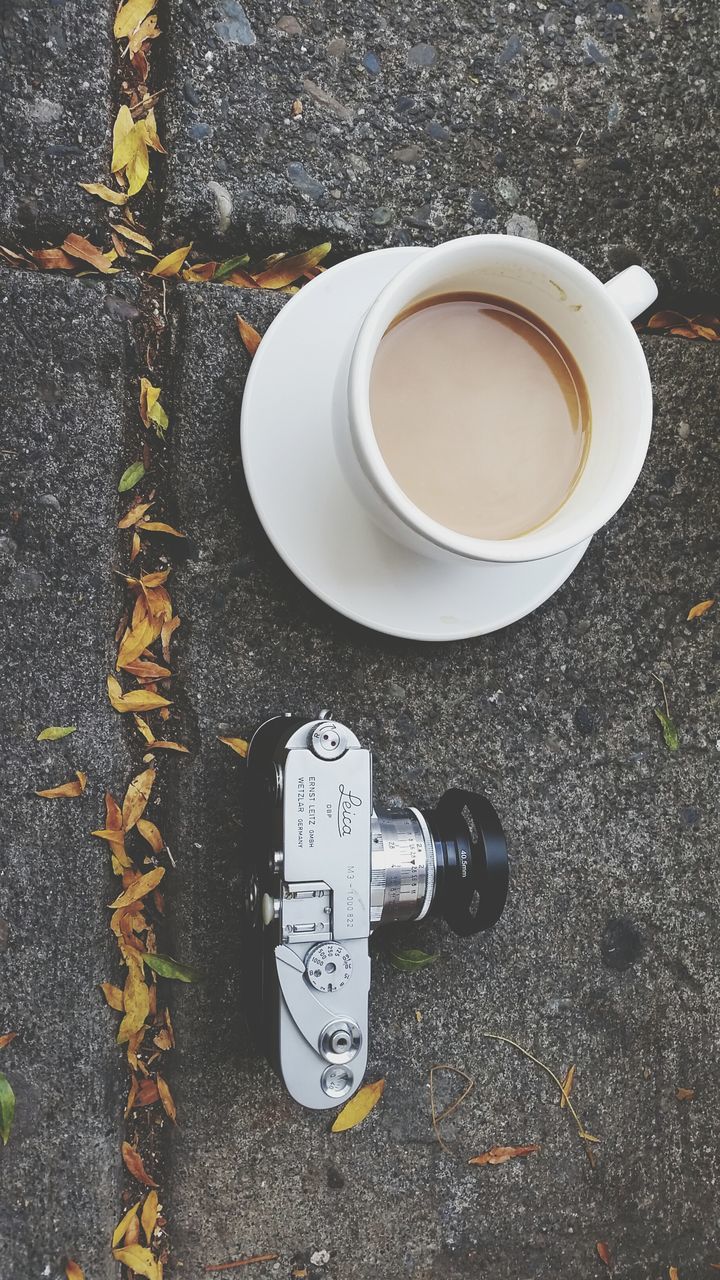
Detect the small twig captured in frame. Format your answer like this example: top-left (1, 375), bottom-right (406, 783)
top-left (480, 1032), bottom-right (599, 1147)
top-left (652, 671), bottom-right (670, 718)
top-left (429, 1063), bottom-right (475, 1153)
top-left (205, 1255), bottom-right (279, 1272)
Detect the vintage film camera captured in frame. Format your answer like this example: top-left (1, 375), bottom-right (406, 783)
top-left (243, 713), bottom-right (509, 1109)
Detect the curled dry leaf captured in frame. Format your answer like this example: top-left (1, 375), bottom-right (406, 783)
top-left (100, 982), bottom-right (124, 1011)
top-left (157, 1073), bottom-right (177, 1122)
top-left (112, 1200), bottom-right (141, 1248)
top-left (161, 615), bottom-right (180, 664)
top-left (114, 222), bottom-right (154, 250)
top-left (668, 1270), bottom-right (680, 1280)
top-left (108, 675), bottom-right (172, 713)
top-left (219, 736), bottom-right (249, 758)
top-left (0, 1032), bottom-right (17, 1050)
top-left (65, 1263), bottom-right (84, 1280)
top-left (122, 1140), bottom-right (159, 1187)
top-left (137, 818), bottom-right (165, 852)
top-left (331, 1078), bottom-right (385, 1132)
top-left (139, 377), bottom-right (169, 435)
top-left (150, 244), bottom-right (192, 277)
top-left (61, 233), bottom-right (118, 274)
top-left (596, 1242), bottom-right (612, 1267)
top-left (119, 500), bottom-right (154, 529)
top-left (136, 1077), bottom-right (160, 1105)
top-left (36, 770), bottom-right (87, 798)
top-left (675, 1087), bottom-right (695, 1101)
top-left (235, 315), bottom-right (262, 357)
top-left (113, 1244), bottom-right (162, 1280)
top-left (123, 659), bottom-right (172, 682)
top-left (117, 599), bottom-right (156, 671)
top-left (136, 519), bottom-right (186, 537)
top-left (253, 242), bottom-right (331, 289)
top-left (560, 1064), bottom-right (576, 1110)
top-left (141, 1189), bottom-right (159, 1243)
top-left (687, 599), bottom-right (715, 620)
top-left (469, 1144), bottom-right (540, 1166)
top-left (134, 715), bottom-right (155, 743)
top-left (122, 765), bottom-right (156, 831)
top-left (29, 247), bottom-right (76, 270)
top-left (118, 953), bottom-right (151, 1041)
top-left (110, 866), bottom-right (165, 909)
top-left (78, 181), bottom-right (128, 206)
top-left (37, 725), bottom-right (76, 741)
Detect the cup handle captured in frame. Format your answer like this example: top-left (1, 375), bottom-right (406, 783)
top-left (603, 265), bottom-right (658, 321)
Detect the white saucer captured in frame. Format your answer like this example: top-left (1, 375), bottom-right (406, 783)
top-left (240, 248), bottom-right (590, 642)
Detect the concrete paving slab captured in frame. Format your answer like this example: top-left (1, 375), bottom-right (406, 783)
top-left (164, 1), bottom-right (720, 292)
top-left (163, 278), bottom-right (720, 1279)
top-left (0, 1), bottom-right (113, 242)
top-left (0, 273), bottom-right (139, 1278)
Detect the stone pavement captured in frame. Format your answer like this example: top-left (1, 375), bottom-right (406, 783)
top-left (1, 2), bottom-right (720, 1279)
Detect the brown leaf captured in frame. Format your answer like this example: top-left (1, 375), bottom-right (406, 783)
top-left (560, 1063), bottom-right (575, 1110)
top-left (0, 1032), bottom-right (16, 1052)
top-left (156, 1073), bottom-right (177, 1123)
top-left (596, 1242), bottom-right (612, 1267)
top-left (235, 315), bottom-right (262, 357)
top-left (119, 500), bottom-right (154, 529)
top-left (646, 310), bottom-right (687, 330)
top-left (136, 1076), bottom-right (160, 1105)
top-left (153, 1008), bottom-right (175, 1051)
top-left (107, 675), bottom-right (172, 713)
top-left (669, 1269), bottom-right (679, 1280)
top-left (110, 866), bottom-right (165, 909)
top-left (147, 739), bottom-right (189, 752)
top-left (137, 818), bottom-right (164, 852)
top-left (122, 765), bottom-right (156, 831)
top-left (219, 736), bottom-right (249, 757)
top-left (675, 1087), bottom-right (695, 1101)
top-left (122, 1140), bottom-right (159, 1187)
top-left (687, 599), bottom-right (715, 620)
top-left (65, 1263), bottom-right (84, 1280)
top-left (161, 615), bottom-right (180, 664)
top-left (29, 247), bottom-right (76, 270)
top-left (136, 519), bottom-right (186, 537)
top-left (131, 531), bottom-right (142, 561)
top-left (253, 242), bottom-right (331, 289)
top-left (331, 1078), bottom-right (385, 1132)
top-left (100, 983), bottom-right (124, 1011)
top-left (36, 770), bottom-right (87, 798)
top-left (123, 659), bottom-right (172, 681)
top-left (150, 244), bottom-right (192, 277)
top-left (141, 1189), bottom-right (159, 1244)
top-left (61, 233), bottom-right (118, 274)
top-left (468, 1144), bottom-right (540, 1166)
top-left (223, 265), bottom-right (259, 288)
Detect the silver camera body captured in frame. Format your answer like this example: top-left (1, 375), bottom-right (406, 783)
top-left (244, 714), bottom-right (509, 1110)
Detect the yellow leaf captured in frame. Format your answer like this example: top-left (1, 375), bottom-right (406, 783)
top-left (219, 736), bottom-right (249, 757)
top-left (119, 500), bottom-right (154, 529)
top-left (117, 602), bottom-right (156, 671)
top-left (118, 952), bottom-right (150, 1041)
top-left (559, 1064), bottom-right (575, 1110)
top-left (112, 105), bottom-right (135, 169)
top-left (134, 715), bottom-right (155, 743)
top-left (128, 12), bottom-right (160, 54)
top-left (150, 244), bottom-right (193, 277)
top-left (137, 818), bottom-right (164, 853)
top-left (114, 0), bottom-right (157, 39)
top-left (142, 109), bottom-right (166, 154)
top-left (253, 242), bottom-right (331, 289)
top-left (235, 315), bottom-right (261, 357)
top-left (112, 1244), bottom-right (161, 1280)
top-left (110, 866), bottom-right (165, 909)
top-left (331, 1078), bottom-right (385, 1132)
top-left (114, 223), bottom-right (154, 250)
top-left (100, 982), bottom-right (124, 1011)
top-left (36, 770), bottom-right (87, 798)
top-left (139, 377), bottom-right (160, 427)
top-left (126, 129), bottom-right (150, 197)
top-left (112, 1200), bottom-right (141, 1248)
top-left (141, 1189), bottom-right (159, 1244)
top-left (78, 182), bottom-right (128, 206)
top-left (156, 1074), bottom-right (177, 1123)
top-left (687, 598), bottom-right (715, 620)
top-left (136, 521), bottom-right (186, 538)
top-left (147, 740), bottom-right (189, 753)
top-left (65, 1263), bottom-right (84, 1280)
top-left (122, 766), bottom-right (156, 831)
top-left (107, 675), bottom-right (172, 713)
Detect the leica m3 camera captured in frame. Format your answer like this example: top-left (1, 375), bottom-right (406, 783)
top-left (243, 713), bottom-right (509, 1109)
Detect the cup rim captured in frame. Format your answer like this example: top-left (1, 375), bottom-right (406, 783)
top-left (347, 235), bottom-right (653, 564)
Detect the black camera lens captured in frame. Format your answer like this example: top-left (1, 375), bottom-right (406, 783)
top-left (424, 788), bottom-right (509, 935)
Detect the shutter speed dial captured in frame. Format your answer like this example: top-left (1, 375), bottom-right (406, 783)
top-left (305, 942), bottom-right (353, 992)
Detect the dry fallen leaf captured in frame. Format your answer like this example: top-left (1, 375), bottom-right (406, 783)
top-left (29, 247), bottom-right (76, 271)
top-left (147, 739), bottom-right (189, 752)
top-left (114, 0), bottom-right (157, 38)
top-left (235, 315), bottom-right (262, 357)
top-left (112, 119), bottom-right (151, 196)
top-left (117, 598), bottom-right (156, 671)
top-left (596, 1242), bottom-right (612, 1267)
top-left (468, 1144), bottom-right (540, 1166)
top-left (136, 520), bottom-right (186, 537)
top-left (137, 818), bottom-right (165, 852)
top-left (157, 1073), bottom-right (177, 1122)
top-left (219, 737), bottom-right (249, 757)
top-left (669, 1269), bottom-right (679, 1280)
top-left (119, 500), bottom-right (154, 529)
top-left (100, 983), bottom-right (124, 1011)
top-left (108, 675), bottom-right (172, 713)
top-left (560, 1064), bottom-right (575, 1110)
top-left (161, 615), bottom-right (180, 664)
top-left (0, 1032), bottom-right (17, 1050)
top-left (122, 765), bottom-right (156, 831)
top-left (118, 953), bottom-right (151, 1041)
top-left (139, 377), bottom-right (169, 435)
top-left (114, 222), bottom-right (154, 250)
top-left (61, 233), bottom-right (118, 274)
top-left (123, 659), bottom-right (172, 682)
top-left (65, 1263), bottom-right (84, 1280)
top-left (122, 1140), bottom-right (159, 1187)
top-left (141, 1189), bottom-right (159, 1243)
top-left (113, 1243), bottom-right (162, 1280)
top-left (78, 181), bottom-right (128, 206)
top-left (110, 866), bottom-right (165, 909)
top-left (675, 1087), bottom-right (695, 1101)
top-left (253, 242), bottom-right (331, 289)
top-left (36, 770), bottom-right (87, 798)
top-left (687, 599), bottom-right (715, 620)
top-left (331, 1078), bottom-right (385, 1132)
top-left (112, 1200), bottom-right (141, 1248)
top-left (150, 244), bottom-right (192, 277)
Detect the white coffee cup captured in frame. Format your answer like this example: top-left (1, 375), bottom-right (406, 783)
top-left (342, 236), bottom-right (657, 564)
